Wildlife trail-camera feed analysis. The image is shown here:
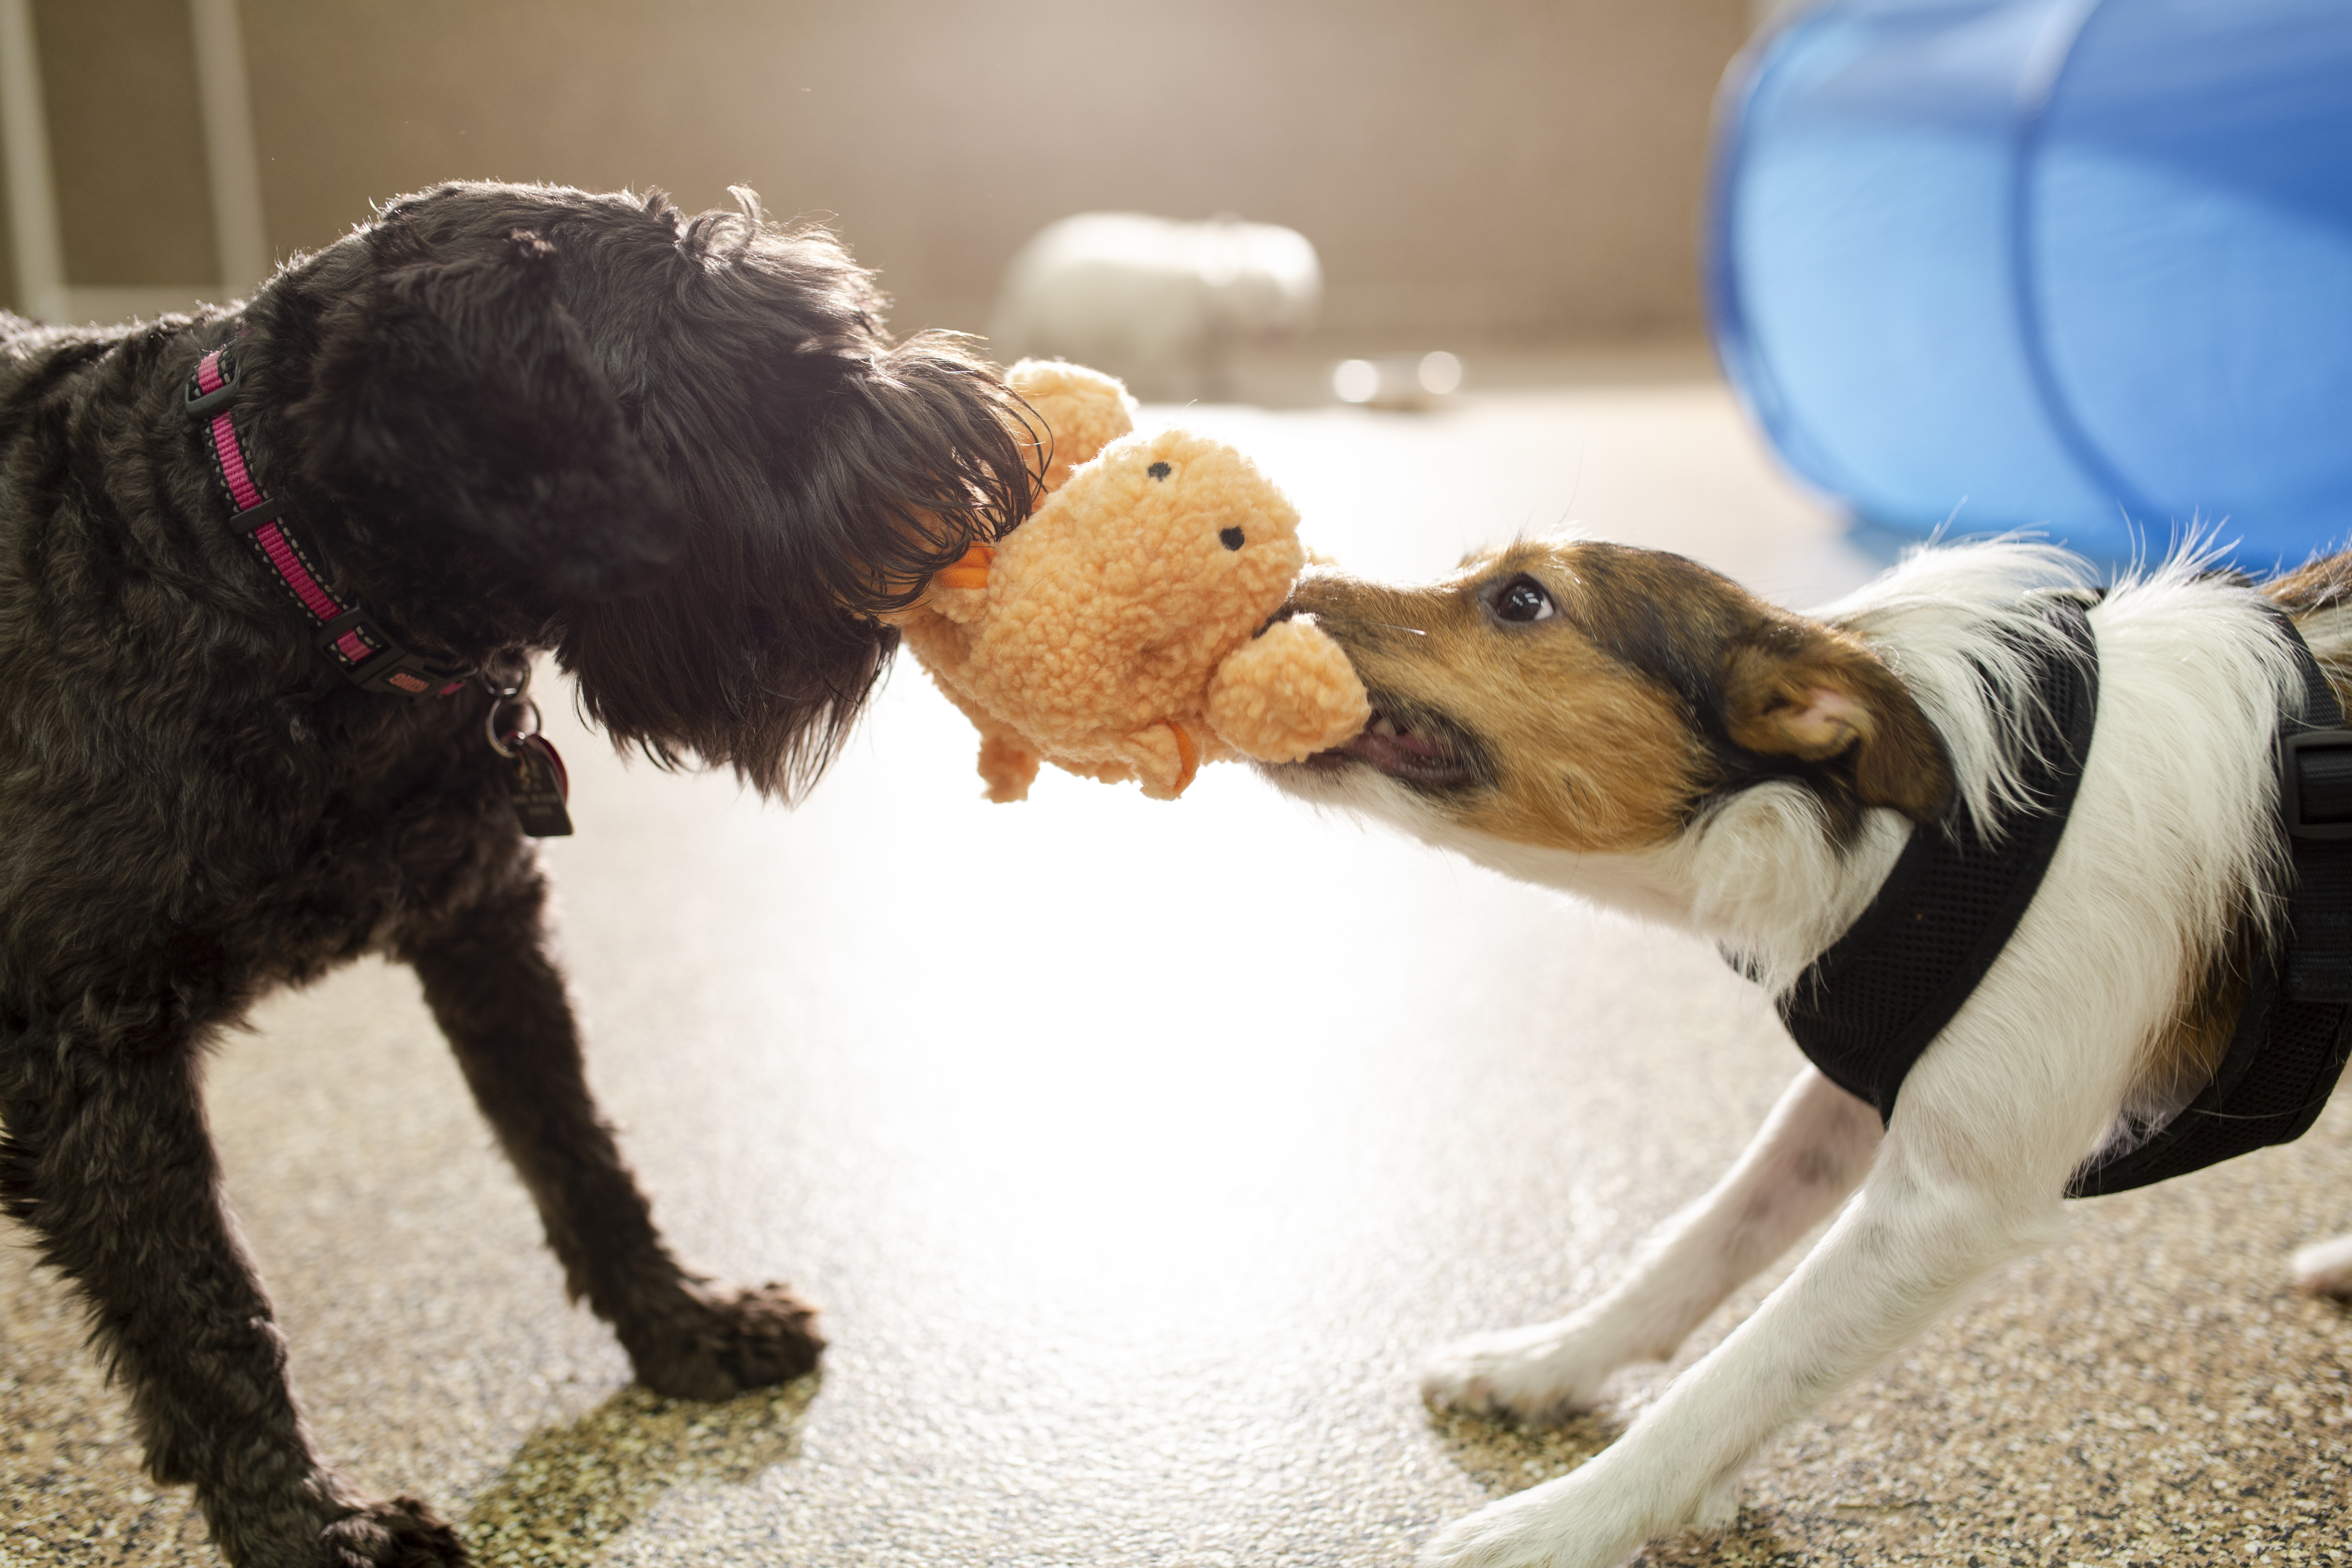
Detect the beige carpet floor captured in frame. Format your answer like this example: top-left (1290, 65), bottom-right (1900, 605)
top-left (5, 355), bottom-right (2348, 1566)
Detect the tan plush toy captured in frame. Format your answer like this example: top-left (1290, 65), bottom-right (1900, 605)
top-left (891, 360), bottom-right (1369, 802)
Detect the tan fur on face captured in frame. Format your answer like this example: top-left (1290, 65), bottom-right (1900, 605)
top-left (1289, 540), bottom-right (1952, 855)
top-left (1287, 554), bottom-right (1695, 853)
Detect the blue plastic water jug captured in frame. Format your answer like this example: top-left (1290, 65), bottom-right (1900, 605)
top-left (1708, 0), bottom-right (2352, 566)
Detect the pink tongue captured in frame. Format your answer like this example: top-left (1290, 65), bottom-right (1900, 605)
top-left (1346, 728), bottom-right (1449, 769)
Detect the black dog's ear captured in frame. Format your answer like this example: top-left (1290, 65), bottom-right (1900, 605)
top-left (1724, 623), bottom-right (1954, 823)
top-left (294, 227), bottom-right (677, 599)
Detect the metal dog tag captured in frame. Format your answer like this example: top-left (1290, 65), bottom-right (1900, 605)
top-left (500, 733), bottom-right (574, 838)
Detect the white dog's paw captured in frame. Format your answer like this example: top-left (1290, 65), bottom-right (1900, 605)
top-left (1690, 1472), bottom-right (1741, 1532)
top-left (1420, 1313), bottom-right (1627, 1424)
top-left (1416, 1468), bottom-right (1646, 1568)
top-left (2291, 1233), bottom-right (2352, 1296)
top-left (1416, 1452), bottom-right (1738, 1568)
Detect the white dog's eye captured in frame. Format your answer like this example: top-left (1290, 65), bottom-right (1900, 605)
top-left (1492, 575), bottom-right (1556, 623)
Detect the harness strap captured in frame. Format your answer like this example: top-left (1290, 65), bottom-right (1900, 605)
top-left (2067, 616), bottom-right (2352, 1195)
top-left (1771, 596), bottom-right (2099, 1121)
top-left (189, 347), bottom-right (465, 698)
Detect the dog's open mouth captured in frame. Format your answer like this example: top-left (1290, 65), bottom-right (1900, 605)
top-left (1310, 704), bottom-right (1475, 786)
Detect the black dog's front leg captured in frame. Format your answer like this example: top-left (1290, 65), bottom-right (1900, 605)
top-left (401, 872), bottom-right (821, 1400)
top-left (0, 1017), bottom-right (465, 1567)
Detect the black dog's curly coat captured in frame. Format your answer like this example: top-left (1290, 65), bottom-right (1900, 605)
top-left (0, 183), bottom-right (1036, 1566)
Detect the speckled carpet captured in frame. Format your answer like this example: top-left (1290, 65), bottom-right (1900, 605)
top-left (6, 354), bottom-right (2347, 1567)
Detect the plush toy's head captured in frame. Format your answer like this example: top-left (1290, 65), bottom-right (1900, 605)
top-left (982, 424), bottom-right (1308, 674)
top-left (894, 360), bottom-right (1368, 801)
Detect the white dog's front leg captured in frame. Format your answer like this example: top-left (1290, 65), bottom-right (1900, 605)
top-left (1420, 1134), bottom-right (2063, 1568)
top-left (1422, 1067), bottom-right (1879, 1422)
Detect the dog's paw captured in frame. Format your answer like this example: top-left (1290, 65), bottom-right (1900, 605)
top-left (1690, 1473), bottom-right (1741, 1533)
top-left (627, 1280), bottom-right (824, 1402)
top-left (1420, 1314), bottom-right (1624, 1425)
top-left (2291, 1233), bottom-right (2352, 1297)
top-left (1417, 1468), bottom-right (1647, 1568)
top-left (317, 1496), bottom-right (467, 1567)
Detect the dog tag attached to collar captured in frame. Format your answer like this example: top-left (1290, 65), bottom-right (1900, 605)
top-left (485, 679), bottom-right (574, 838)
top-left (500, 733), bottom-right (574, 838)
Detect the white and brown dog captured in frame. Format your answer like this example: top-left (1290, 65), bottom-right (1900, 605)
top-left (1263, 537), bottom-right (2352, 1568)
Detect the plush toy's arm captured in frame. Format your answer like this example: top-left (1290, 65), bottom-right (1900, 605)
top-left (925, 671), bottom-right (1040, 803)
top-left (977, 732), bottom-right (1042, 804)
top-left (889, 601), bottom-right (1041, 802)
top-left (1204, 617), bottom-right (1371, 763)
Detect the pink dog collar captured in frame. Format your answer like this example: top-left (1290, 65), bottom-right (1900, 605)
top-left (188, 346), bottom-right (465, 698)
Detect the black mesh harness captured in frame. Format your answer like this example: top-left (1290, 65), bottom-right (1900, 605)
top-left (1758, 595), bottom-right (2352, 1197)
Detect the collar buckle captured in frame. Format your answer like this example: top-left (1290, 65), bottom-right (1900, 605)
top-left (313, 608), bottom-right (465, 697)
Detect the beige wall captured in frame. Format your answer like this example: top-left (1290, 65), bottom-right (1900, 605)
top-left (0, 81), bottom-right (13, 312)
top-left (37, 0), bottom-right (215, 286)
top-left (8, 0), bottom-right (1749, 343)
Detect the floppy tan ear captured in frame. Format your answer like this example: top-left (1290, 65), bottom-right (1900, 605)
top-left (1724, 626), bottom-right (1953, 823)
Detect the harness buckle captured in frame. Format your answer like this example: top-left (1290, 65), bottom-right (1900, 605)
top-left (2280, 728), bottom-right (2352, 840)
top-left (184, 351), bottom-right (242, 417)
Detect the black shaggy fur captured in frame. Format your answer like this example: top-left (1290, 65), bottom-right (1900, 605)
top-left (0, 182), bottom-right (1037, 1567)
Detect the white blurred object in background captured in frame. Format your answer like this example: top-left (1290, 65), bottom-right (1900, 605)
top-left (989, 212), bottom-right (1321, 402)
top-left (1330, 351), bottom-right (1462, 410)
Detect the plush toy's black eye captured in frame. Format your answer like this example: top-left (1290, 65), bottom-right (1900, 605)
top-left (1148, 461), bottom-right (1172, 480)
top-left (1491, 575), bottom-right (1556, 624)
top-left (1220, 527), bottom-right (1245, 551)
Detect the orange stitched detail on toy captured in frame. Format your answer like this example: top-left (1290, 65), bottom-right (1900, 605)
top-left (934, 543), bottom-right (995, 590)
top-left (1165, 720), bottom-right (1199, 796)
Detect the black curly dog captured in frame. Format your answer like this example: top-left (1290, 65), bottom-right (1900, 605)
top-left (0, 182), bottom-right (1035, 1566)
